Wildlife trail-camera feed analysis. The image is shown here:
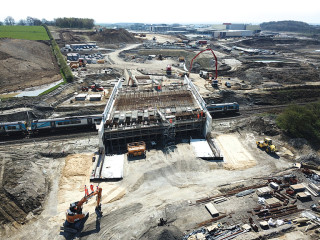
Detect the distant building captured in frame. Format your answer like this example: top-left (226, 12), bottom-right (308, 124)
top-left (225, 23), bottom-right (246, 30)
top-left (150, 25), bottom-right (172, 32)
top-left (70, 43), bottom-right (97, 50)
top-left (67, 53), bottom-right (80, 61)
top-left (213, 30), bottom-right (253, 38)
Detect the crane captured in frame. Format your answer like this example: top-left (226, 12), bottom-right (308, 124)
top-left (62, 185), bottom-right (102, 233)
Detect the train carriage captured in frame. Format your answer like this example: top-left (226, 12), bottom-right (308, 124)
top-left (0, 121), bottom-right (27, 136)
top-left (206, 102), bottom-right (239, 114)
top-left (30, 115), bottom-right (102, 133)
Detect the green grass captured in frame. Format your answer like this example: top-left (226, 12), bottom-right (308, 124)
top-left (0, 26), bottom-right (50, 40)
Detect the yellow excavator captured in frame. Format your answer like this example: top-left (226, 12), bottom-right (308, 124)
top-left (256, 137), bottom-right (277, 153)
top-left (61, 186), bottom-right (102, 234)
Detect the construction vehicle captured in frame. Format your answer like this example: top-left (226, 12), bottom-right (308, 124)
top-left (127, 141), bottom-right (146, 158)
top-left (212, 80), bottom-right (219, 88)
top-left (90, 83), bottom-right (104, 91)
top-left (178, 56), bottom-right (185, 62)
top-left (311, 204), bottom-right (320, 212)
top-left (62, 186), bottom-right (102, 233)
top-left (225, 82), bottom-right (231, 88)
top-left (166, 65), bottom-right (172, 75)
top-left (81, 86), bottom-right (89, 92)
top-left (256, 137), bottom-right (277, 153)
top-left (79, 58), bottom-right (86, 67)
top-left (69, 61), bottom-right (79, 69)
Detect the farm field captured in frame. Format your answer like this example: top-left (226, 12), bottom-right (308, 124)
top-left (0, 26), bottom-right (49, 40)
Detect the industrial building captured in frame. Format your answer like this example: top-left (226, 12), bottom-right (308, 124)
top-left (98, 76), bottom-right (212, 154)
top-left (150, 25), bottom-right (172, 32)
top-left (212, 30), bottom-right (253, 38)
top-left (67, 53), bottom-right (80, 61)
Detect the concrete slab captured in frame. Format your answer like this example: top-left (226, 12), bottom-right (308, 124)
top-left (100, 154), bottom-right (124, 179)
top-left (190, 139), bottom-right (214, 159)
top-left (215, 134), bottom-right (256, 170)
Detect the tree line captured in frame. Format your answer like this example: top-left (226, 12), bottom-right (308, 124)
top-left (276, 102), bottom-right (320, 145)
top-left (0, 16), bottom-right (94, 29)
top-left (55, 18), bottom-right (94, 29)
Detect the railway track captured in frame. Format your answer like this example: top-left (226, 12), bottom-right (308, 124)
top-left (211, 102), bottom-right (310, 121)
top-left (0, 130), bottom-right (98, 146)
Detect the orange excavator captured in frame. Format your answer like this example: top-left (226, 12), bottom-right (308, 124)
top-left (61, 185), bottom-right (102, 233)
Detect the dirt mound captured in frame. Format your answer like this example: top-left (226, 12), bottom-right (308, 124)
top-left (59, 30), bottom-right (85, 42)
top-left (288, 138), bottom-right (308, 149)
top-left (233, 61), bottom-right (319, 86)
top-left (89, 28), bottom-right (138, 44)
top-left (0, 39), bottom-right (60, 93)
top-left (232, 116), bottom-right (280, 136)
top-left (239, 37), bottom-right (320, 50)
top-left (0, 152), bottom-right (48, 226)
top-left (298, 153), bottom-right (320, 165)
top-left (140, 226), bottom-right (183, 240)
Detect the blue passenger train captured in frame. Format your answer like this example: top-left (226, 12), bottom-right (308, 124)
top-left (0, 121), bottom-right (27, 136)
top-left (0, 115), bottom-right (102, 137)
top-left (206, 102), bottom-right (239, 114)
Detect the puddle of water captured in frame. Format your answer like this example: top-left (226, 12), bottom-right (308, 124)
top-left (15, 79), bottom-right (64, 97)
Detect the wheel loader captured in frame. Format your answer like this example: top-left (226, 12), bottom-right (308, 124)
top-left (256, 137), bottom-right (277, 153)
top-left (127, 141), bottom-right (146, 158)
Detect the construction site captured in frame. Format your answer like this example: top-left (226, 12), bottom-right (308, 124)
top-left (1, 20), bottom-right (320, 240)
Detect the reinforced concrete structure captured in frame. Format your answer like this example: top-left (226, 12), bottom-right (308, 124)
top-left (98, 76), bottom-right (212, 154)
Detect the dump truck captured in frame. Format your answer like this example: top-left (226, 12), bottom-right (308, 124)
top-left (127, 141), bottom-right (146, 157)
top-left (256, 137), bottom-right (277, 153)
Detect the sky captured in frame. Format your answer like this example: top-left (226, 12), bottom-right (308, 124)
top-left (1, 0), bottom-right (320, 24)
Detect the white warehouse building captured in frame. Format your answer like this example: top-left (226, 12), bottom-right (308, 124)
top-left (213, 30), bottom-right (253, 38)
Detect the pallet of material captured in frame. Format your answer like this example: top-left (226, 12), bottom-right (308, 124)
top-left (257, 186), bottom-right (272, 196)
top-left (290, 183), bottom-right (305, 192)
top-left (205, 202), bottom-right (219, 217)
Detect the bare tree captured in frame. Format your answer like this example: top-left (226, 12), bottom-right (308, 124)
top-left (33, 18), bottom-right (42, 26)
top-left (4, 16), bottom-right (15, 25)
top-left (26, 16), bottom-right (34, 26)
top-left (18, 19), bottom-right (27, 26)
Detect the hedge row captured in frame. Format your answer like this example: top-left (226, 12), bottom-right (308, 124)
top-left (42, 24), bottom-right (73, 82)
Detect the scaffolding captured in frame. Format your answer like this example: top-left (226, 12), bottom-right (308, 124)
top-left (100, 77), bottom-right (211, 154)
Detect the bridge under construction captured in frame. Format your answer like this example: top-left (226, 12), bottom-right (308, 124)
top-left (98, 76), bottom-right (212, 154)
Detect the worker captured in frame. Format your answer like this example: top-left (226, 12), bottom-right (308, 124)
top-left (90, 184), bottom-right (94, 193)
top-left (85, 185), bottom-right (89, 196)
top-left (197, 113), bottom-right (200, 119)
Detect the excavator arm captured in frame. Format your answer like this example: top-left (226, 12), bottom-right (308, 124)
top-left (77, 187), bottom-right (102, 209)
top-left (66, 187), bottom-right (102, 224)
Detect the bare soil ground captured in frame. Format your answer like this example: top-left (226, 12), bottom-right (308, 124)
top-left (1, 114), bottom-right (311, 240)
top-left (0, 39), bottom-right (61, 93)
top-left (1, 30), bottom-right (320, 240)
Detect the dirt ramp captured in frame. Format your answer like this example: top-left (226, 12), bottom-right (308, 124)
top-left (58, 153), bottom-right (93, 212)
top-left (80, 203), bottom-right (143, 239)
top-left (0, 38), bottom-right (60, 93)
top-left (140, 225), bottom-right (183, 240)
